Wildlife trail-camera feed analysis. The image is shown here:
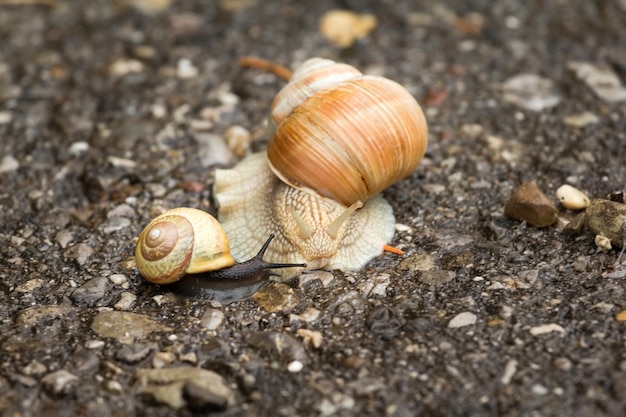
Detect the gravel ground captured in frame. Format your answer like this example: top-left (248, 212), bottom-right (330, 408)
top-left (1, 1), bottom-right (626, 416)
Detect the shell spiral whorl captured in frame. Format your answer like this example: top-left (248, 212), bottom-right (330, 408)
top-left (135, 208), bottom-right (235, 284)
top-left (267, 58), bottom-right (428, 207)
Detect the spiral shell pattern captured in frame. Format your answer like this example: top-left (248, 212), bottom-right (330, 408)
top-left (135, 208), bottom-right (235, 284)
top-left (267, 58), bottom-right (428, 207)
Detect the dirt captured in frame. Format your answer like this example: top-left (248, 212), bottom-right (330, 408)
top-left (1, 1), bottom-right (626, 416)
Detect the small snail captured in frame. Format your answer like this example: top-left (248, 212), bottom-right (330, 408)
top-left (214, 58), bottom-right (428, 279)
top-left (135, 207), bottom-right (306, 284)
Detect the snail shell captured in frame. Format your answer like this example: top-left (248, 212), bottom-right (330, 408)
top-left (214, 58), bottom-right (428, 279)
top-left (267, 57), bottom-right (428, 207)
top-left (135, 208), bottom-right (235, 284)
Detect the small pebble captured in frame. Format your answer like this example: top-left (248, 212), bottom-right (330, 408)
top-left (252, 282), bottom-right (299, 313)
top-left (504, 181), bottom-right (558, 227)
top-left (500, 359), bottom-right (518, 385)
top-left (358, 273), bottom-right (390, 298)
top-left (420, 270), bottom-right (457, 286)
top-left (71, 277), bottom-right (108, 306)
top-left (398, 253), bottom-right (435, 272)
top-left (289, 307), bottom-right (321, 324)
top-left (68, 141), bottom-right (90, 156)
top-left (105, 380), bottom-right (124, 394)
top-left (553, 357), bottom-right (572, 371)
top-left (563, 111), bottom-right (599, 128)
top-left (319, 10), bottom-right (377, 48)
top-left (109, 58), bottom-right (144, 77)
top-left (299, 270), bottom-right (334, 288)
top-left (367, 306), bottom-right (405, 338)
top-left (0, 111), bottom-right (12, 124)
top-left (225, 125), bottom-right (252, 157)
top-left (200, 309), bottom-right (225, 330)
top-left (615, 310), bottom-right (626, 322)
top-left (107, 156), bottom-right (137, 169)
top-left (296, 329), bottom-right (323, 348)
top-left (177, 58), bottom-right (198, 79)
top-left (595, 235), bottom-right (612, 251)
top-left (287, 360), bottom-right (304, 373)
top-left (55, 230), bottom-right (74, 248)
top-left (152, 351), bottom-right (176, 368)
top-left (109, 274), bottom-right (128, 285)
top-left (448, 311), bottom-right (477, 328)
top-left (114, 291), bottom-right (137, 310)
top-left (501, 74), bottom-right (561, 111)
top-left (0, 155), bottom-right (19, 173)
top-left (529, 323), bottom-right (566, 335)
top-left (22, 360), bottom-right (47, 376)
top-left (531, 384), bottom-right (549, 395)
top-left (100, 217), bottom-right (131, 234)
top-left (247, 332), bottom-right (309, 364)
top-left (15, 278), bottom-right (44, 293)
top-left (567, 61), bottom-right (626, 103)
top-left (41, 370), bottom-right (78, 394)
top-left (395, 223), bottom-right (412, 233)
top-left (194, 133), bottom-right (234, 167)
top-left (63, 243), bottom-right (94, 265)
top-left (556, 185), bottom-right (590, 210)
top-left (85, 340), bottom-right (105, 349)
top-left (179, 351), bottom-right (197, 364)
top-left (107, 204), bottom-right (136, 218)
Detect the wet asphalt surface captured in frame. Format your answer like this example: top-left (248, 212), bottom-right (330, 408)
top-left (1, 1), bottom-right (626, 416)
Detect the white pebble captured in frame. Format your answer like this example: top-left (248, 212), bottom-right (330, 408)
top-left (109, 58), bottom-right (144, 77)
top-left (556, 185), bottom-right (590, 210)
top-left (287, 360), bottom-right (304, 373)
top-left (177, 58), bottom-right (198, 79)
top-left (529, 323), bottom-right (566, 335)
top-left (531, 384), bottom-right (549, 395)
top-left (109, 274), bottom-right (128, 285)
top-left (0, 155), bottom-right (19, 173)
top-left (68, 141), bottom-right (90, 156)
top-left (85, 339), bottom-right (105, 349)
top-left (500, 359), bottom-right (518, 385)
top-left (106, 380), bottom-right (123, 394)
top-left (447, 311), bottom-right (477, 328)
top-left (0, 111), bottom-right (13, 124)
top-left (114, 292), bottom-right (137, 310)
top-left (594, 234), bottom-right (612, 251)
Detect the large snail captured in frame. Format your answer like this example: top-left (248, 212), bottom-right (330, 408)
top-left (135, 207), bottom-right (306, 284)
top-left (213, 58), bottom-right (428, 279)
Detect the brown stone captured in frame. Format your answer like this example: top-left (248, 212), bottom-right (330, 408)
top-left (504, 181), bottom-right (558, 227)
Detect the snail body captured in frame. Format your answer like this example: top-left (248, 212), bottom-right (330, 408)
top-left (214, 58), bottom-right (428, 279)
top-left (215, 152), bottom-right (395, 278)
top-left (135, 207), bottom-right (305, 284)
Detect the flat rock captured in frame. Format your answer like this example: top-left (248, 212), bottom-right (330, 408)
top-left (136, 367), bottom-right (234, 410)
top-left (91, 311), bottom-right (172, 344)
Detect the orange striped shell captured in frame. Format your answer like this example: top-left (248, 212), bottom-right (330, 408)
top-left (267, 58), bottom-right (428, 207)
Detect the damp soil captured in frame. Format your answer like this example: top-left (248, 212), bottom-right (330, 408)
top-left (1, 1), bottom-right (626, 416)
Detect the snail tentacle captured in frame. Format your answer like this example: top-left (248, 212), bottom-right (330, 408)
top-left (204, 234), bottom-right (306, 280)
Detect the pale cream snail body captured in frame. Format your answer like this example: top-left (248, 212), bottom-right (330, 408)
top-left (213, 58), bottom-right (428, 280)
